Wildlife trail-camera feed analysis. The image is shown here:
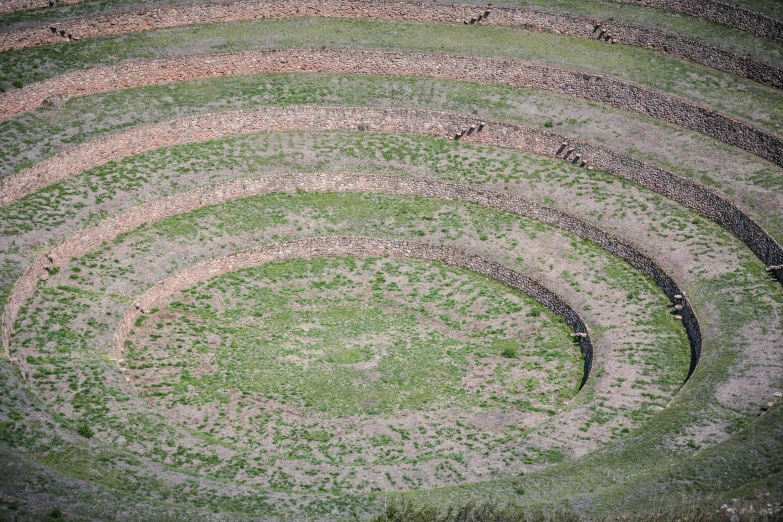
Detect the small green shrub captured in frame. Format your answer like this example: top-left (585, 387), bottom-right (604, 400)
top-left (49, 507), bottom-right (63, 519)
top-left (501, 346), bottom-right (518, 358)
top-left (544, 120), bottom-right (554, 128)
top-left (75, 420), bottom-right (94, 439)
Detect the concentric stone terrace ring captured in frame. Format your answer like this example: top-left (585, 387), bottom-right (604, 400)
top-left (2, 0), bottom-right (782, 88)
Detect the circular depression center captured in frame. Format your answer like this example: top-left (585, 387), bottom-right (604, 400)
top-left (125, 256), bottom-right (584, 488)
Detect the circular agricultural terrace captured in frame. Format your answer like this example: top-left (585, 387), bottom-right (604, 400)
top-left (0, 0), bottom-right (781, 520)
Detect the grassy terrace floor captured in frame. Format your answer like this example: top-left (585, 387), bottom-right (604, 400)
top-left (1, 0), bottom-right (781, 69)
top-left (129, 258), bottom-right (582, 416)
top-left (122, 257), bottom-right (582, 489)
top-left (1, 18), bottom-right (782, 137)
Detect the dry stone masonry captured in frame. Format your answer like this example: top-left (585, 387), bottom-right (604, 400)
top-left (2, 0), bottom-right (780, 42)
top-left (1, 0), bottom-right (780, 88)
top-left (109, 237), bottom-right (594, 377)
top-left (1, 172), bottom-right (699, 385)
top-left (2, 104), bottom-right (780, 281)
top-left (0, 0), bottom-right (80, 15)
top-left (617, 0), bottom-right (783, 41)
top-left (1, 49), bottom-right (780, 168)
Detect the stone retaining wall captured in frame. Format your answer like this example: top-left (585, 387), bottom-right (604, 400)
top-left (2, 104), bottom-right (780, 280)
top-left (618, 0), bottom-right (783, 41)
top-left (2, 0), bottom-right (780, 89)
top-left (1, 49), bottom-right (780, 169)
top-left (0, 0), bottom-right (80, 15)
top-left (1, 173), bottom-right (699, 384)
top-left (2, 0), bottom-right (780, 42)
top-left (108, 237), bottom-right (595, 381)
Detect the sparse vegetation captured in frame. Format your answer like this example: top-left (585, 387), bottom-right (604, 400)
top-left (75, 419), bottom-right (94, 439)
top-left (0, 0), bottom-right (781, 519)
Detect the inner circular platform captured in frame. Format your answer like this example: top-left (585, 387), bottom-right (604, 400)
top-left (123, 256), bottom-right (582, 489)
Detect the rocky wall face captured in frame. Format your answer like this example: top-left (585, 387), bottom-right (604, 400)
top-left (616, 0), bottom-right (783, 41)
top-left (1, 0), bottom-right (780, 89)
top-left (108, 236), bottom-right (594, 380)
top-left (0, 0), bottom-right (80, 15)
top-left (2, 0), bottom-right (780, 42)
top-left (1, 48), bottom-right (780, 170)
top-left (2, 172), bottom-right (699, 386)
